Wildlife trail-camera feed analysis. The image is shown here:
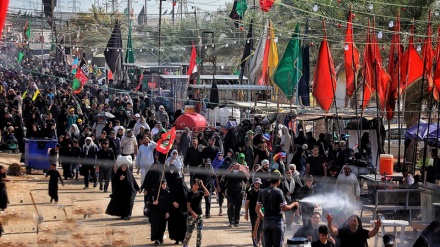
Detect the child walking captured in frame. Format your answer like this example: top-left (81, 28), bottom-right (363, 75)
top-left (46, 163), bottom-right (64, 203)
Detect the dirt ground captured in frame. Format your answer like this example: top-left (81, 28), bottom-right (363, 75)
top-left (0, 154), bottom-right (420, 246)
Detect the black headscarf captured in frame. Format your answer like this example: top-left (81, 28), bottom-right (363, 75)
top-left (418, 220), bottom-right (440, 247)
top-left (113, 165), bottom-right (137, 192)
top-left (175, 176), bottom-right (189, 196)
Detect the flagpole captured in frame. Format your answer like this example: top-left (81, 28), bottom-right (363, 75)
top-left (158, 0), bottom-right (164, 65)
top-left (397, 63), bottom-right (404, 163)
top-left (347, 5), bottom-right (362, 152)
top-left (322, 20), bottom-right (340, 139)
top-left (360, 20), bottom-right (371, 149)
top-left (372, 17), bottom-right (384, 171)
top-left (415, 21), bottom-right (430, 176)
top-left (436, 101), bottom-right (440, 182)
top-left (41, 3), bottom-right (44, 59)
top-left (409, 21), bottom-right (423, 169)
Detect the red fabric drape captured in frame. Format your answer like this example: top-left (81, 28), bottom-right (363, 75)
top-left (362, 21), bottom-right (390, 110)
top-left (259, 0), bottom-right (275, 12)
top-left (399, 24), bottom-right (424, 94)
top-left (386, 15), bottom-right (402, 120)
top-left (423, 12), bottom-right (434, 92)
top-left (312, 23), bottom-right (336, 112)
top-left (344, 10), bottom-right (360, 97)
top-left (433, 25), bottom-right (440, 100)
top-left (0, 0), bottom-right (9, 40)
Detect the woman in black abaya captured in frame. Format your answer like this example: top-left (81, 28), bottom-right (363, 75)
top-left (150, 180), bottom-right (170, 245)
top-left (105, 164), bottom-right (139, 220)
top-left (0, 165), bottom-right (10, 210)
top-left (168, 176), bottom-right (189, 245)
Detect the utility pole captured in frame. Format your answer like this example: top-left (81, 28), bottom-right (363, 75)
top-left (127, 0), bottom-right (131, 27)
top-left (144, 0), bottom-right (148, 26)
top-left (158, 0), bottom-right (165, 65)
top-left (180, 0), bottom-right (182, 20)
top-left (41, 3), bottom-right (44, 59)
top-left (193, 8), bottom-right (201, 73)
top-left (172, 2), bottom-right (175, 25)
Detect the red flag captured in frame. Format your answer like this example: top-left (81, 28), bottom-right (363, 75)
top-left (76, 69), bottom-right (88, 85)
top-left (156, 127), bottom-right (177, 154)
top-left (386, 14), bottom-right (402, 120)
top-left (362, 23), bottom-right (374, 109)
top-left (362, 20), bottom-right (390, 110)
top-left (260, 0), bottom-right (275, 12)
top-left (434, 25), bottom-right (440, 100)
top-left (312, 22), bottom-right (336, 112)
top-left (135, 74), bottom-right (143, 91)
top-left (372, 21), bottom-right (390, 110)
top-left (187, 42), bottom-right (198, 84)
top-left (258, 28), bottom-right (271, 86)
top-left (108, 70), bottom-right (113, 80)
top-left (0, 0), bottom-right (9, 40)
top-left (344, 10), bottom-right (360, 97)
top-left (400, 24), bottom-right (423, 94)
top-left (423, 12), bottom-right (434, 92)
top-left (374, 48), bottom-right (391, 111)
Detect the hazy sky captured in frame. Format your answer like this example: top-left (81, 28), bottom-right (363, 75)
top-left (8, 0), bottom-right (230, 15)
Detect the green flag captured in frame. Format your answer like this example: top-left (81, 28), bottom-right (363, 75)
top-left (125, 20), bottom-right (135, 63)
top-left (17, 51), bottom-right (24, 63)
top-left (273, 23), bottom-right (302, 99)
top-left (24, 20), bottom-right (31, 40)
top-left (236, 0), bottom-right (248, 17)
top-left (72, 78), bottom-right (81, 91)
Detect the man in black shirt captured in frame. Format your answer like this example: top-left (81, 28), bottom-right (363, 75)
top-left (184, 138), bottom-right (203, 184)
top-left (44, 112), bottom-right (57, 138)
top-left (311, 225), bottom-right (334, 247)
top-left (256, 171), bottom-right (300, 247)
top-left (245, 177), bottom-right (263, 247)
top-left (97, 139), bottom-right (116, 192)
top-left (253, 159), bottom-right (271, 189)
top-left (202, 136), bottom-right (219, 162)
top-left (306, 145), bottom-right (327, 179)
top-left (294, 212), bottom-right (327, 243)
top-left (193, 159), bottom-right (216, 218)
top-left (327, 214), bottom-right (381, 247)
top-left (254, 141), bottom-right (270, 166)
top-left (223, 163), bottom-right (248, 227)
top-left (183, 179), bottom-right (210, 247)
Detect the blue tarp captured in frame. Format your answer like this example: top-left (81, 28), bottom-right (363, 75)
top-left (405, 121), bottom-right (440, 141)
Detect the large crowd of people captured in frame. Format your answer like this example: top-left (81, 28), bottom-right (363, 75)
top-left (0, 48), bottom-right (439, 247)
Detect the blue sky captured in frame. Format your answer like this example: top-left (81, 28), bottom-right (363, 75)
top-left (8, 0), bottom-right (230, 15)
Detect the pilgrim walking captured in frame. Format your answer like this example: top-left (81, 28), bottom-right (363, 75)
top-left (46, 163), bottom-right (64, 203)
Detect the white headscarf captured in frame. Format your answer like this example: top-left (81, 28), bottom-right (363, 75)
top-left (69, 124), bottom-right (80, 137)
top-left (83, 137), bottom-right (98, 156)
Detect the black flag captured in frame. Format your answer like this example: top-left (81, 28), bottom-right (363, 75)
top-left (240, 20), bottom-right (253, 75)
top-left (138, 6), bottom-right (145, 25)
top-left (42, 0), bottom-right (56, 27)
top-left (298, 19), bottom-right (310, 106)
top-left (229, 1), bottom-right (240, 28)
top-left (104, 20), bottom-right (123, 73)
top-left (209, 80), bottom-right (219, 110)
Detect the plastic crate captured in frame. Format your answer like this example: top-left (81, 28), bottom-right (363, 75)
top-left (24, 138), bottom-right (58, 170)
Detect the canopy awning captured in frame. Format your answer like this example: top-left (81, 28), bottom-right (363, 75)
top-left (160, 74), bottom-right (248, 80)
top-left (226, 100), bottom-right (295, 110)
top-left (405, 121), bottom-right (440, 141)
top-left (189, 84), bottom-right (269, 90)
